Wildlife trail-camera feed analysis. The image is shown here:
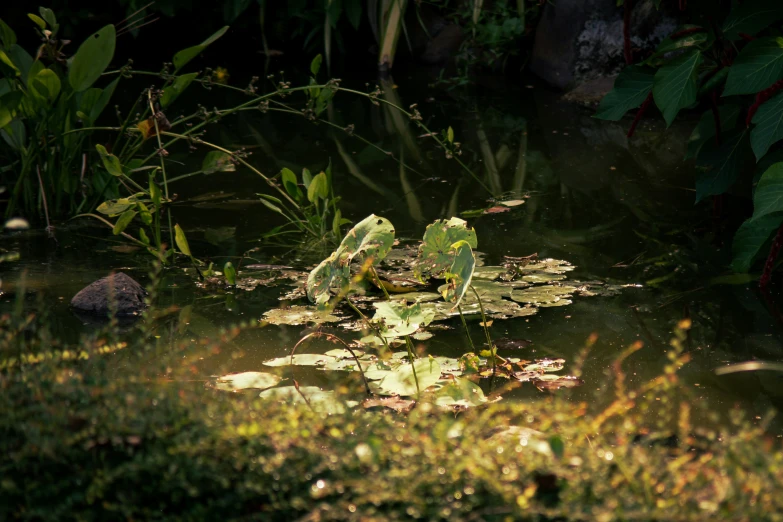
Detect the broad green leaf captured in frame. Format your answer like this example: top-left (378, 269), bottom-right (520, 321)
top-left (306, 251), bottom-right (351, 304)
top-left (173, 26), bottom-right (228, 72)
top-left (280, 167), bottom-right (302, 200)
top-left (90, 76), bottom-right (119, 123)
top-left (434, 378), bottom-right (487, 408)
top-left (722, 0), bottom-right (783, 41)
top-left (695, 130), bottom-right (753, 202)
top-left (751, 92), bottom-right (783, 160)
top-left (112, 210), bottom-right (136, 235)
top-left (7, 45), bottom-right (32, 83)
top-left (441, 241), bottom-right (476, 308)
top-left (224, 261), bottom-right (237, 285)
top-left (731, 214), bottom-right (783, 272)
top-left (174, 224), bottom-right (192, 256)
top-left (307, 171), bottom-right (329, 202)
top-left (30, 69), bottom-right (60, 104)
top-left (751, 162), bottom-right (783, 221)
top-left (1, 119), bottom-right (25, 150)
top-left (38, 8), bottom-right (57, 33)
top-left (214, 371), bottom-right (280, 391)
top-left (259, 386), bottom-right (358, 414)
top-left (310, 53), bottom-right (323, 76)
top-left (652, 50), bottom-right (702, 126)
top-left (0, 18), bottom-right (17, 49)
top-left (594, 65), bottom-right (655, 121)
top-left (262, 305), bottom-right (343, 326)
top-left (371, 358), bottom-right (442, 396)
top-left (264, 353), bottom-right (334, 367)
top-left (160, 72), bottom-right (198, 107)
top-left (415, 217), bottom-right (477, 280)
top-left (95, 144), bottom-right (123, 177)
top-left (78, 88), bottom-right (102, 123)
top-left (337, 214), bottom-right (396, 265)
top-left (0, 90), bottom-right (23, 130)
top-left (686, 105), bottom-right (741, 160)
top-left (97, 198), bottom-right (133, 216)
top-left (68, 25), bottom-right (116, 92)
top-left (345, 0), bottom-right (363, 30)
top-left (372, 301), bottom-right (435, 338)
top-left (332, 209), bottom-right (343, 236)
top-left (723, 37), bottom-right (783, 96)
top-left (201, 151), bottom-right (235, 174)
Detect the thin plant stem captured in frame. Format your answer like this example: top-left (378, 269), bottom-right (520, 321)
top-left (147, 90), bottom-right (175, 253)
top-left (470, 285), bottom-right (496, 376)
top-left (457, 304), bottom-right (475, 351)
top-left (404, 335), bottom-right (421, 397)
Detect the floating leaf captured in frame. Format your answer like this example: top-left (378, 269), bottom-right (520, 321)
top-left (259, 386), bottom-right (358, 414)
top-left (213, 371), bottom-right (281, 391)
top-left (68, 25), bottom-right (115, 92)
top-left (371, 358), bottom-right (442, 396)
top-left (372, 301), bottom-right (435, 338)
top-left (263, 353), bottom-right (334, 367)
top-left (362, 396), bottom-right (415, 413)
top-left (262, 305), bottom-right (342, 326)
top-left (434, 378), bottom-right (487, 408)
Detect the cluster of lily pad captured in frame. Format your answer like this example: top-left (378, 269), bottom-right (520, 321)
top-left (214, 215), bottom-right (627, 406)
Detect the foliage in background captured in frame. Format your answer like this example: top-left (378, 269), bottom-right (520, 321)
top-left (595, 0), bottom-right (783, 286)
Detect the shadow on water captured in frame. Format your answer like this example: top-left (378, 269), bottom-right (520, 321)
top-left (2, 66), bottom-right (783, 428)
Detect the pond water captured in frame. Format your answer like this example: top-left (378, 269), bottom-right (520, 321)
top-left (2, 67), bottom-right (782, 429)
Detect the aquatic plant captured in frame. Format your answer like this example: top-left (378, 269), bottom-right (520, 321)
top-left (596, 1), bottom-right (783, 287)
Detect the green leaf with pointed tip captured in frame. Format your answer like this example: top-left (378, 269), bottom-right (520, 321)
top-left (415, 217), bottom-right (477, 280)
top-left (173, 26), bottom-right (228, 72)
top-left (337, 214), bottom-right (395, 264)
top-left (69, 25), bottom-right (115, 92)
top-left (441, 240), bottom-right (476, 308)
top-left (223, 261), bottom-right (237, 285)
top-left (139, 228), bottom-right (150, 246)
top-left (38, 7), bottom-right (57, 33)
top-left (95, 144), bottom-right (123, 177)
top-left (307, 171), bottom-right (329, 202)
top-left (136, 202), bottom-right (152, 225)
top-left (723, 37), bottom-right (783, 96)
top-left (731, 214), bottom-right (783, 272)
top-left (112, 210), bottom-right (136, 235)
top-left (306, 252), bottom-right (351, 303)
top-left (280, 167), bottom-right (301, 200)
top-left (751, 162), bottom-right (783, 222)
top-left (0, 90), bottom-right (23, 130)
top-left (722, 0), bottom-right (783, 41)
top-left (594, 65), bottom-right (655, 121)
top-left (652, 50), bottom-right (702, 126)
top-left (97, 198), bottom-right (133, 216)
top-left (161, 72), bottom-right (198, 107)
top-left (0, 18), bottom-right (17, 49)
top-left (174, 224), bottom-right (192, 256)
top-left (751, 92), bottom-right (783, 161)
top-left (371, 358), bottom-right (442, 396)
top-left (310, 54), bottom-right (322, 76)
top-left (695, 130), bottom-right (753, 202)
top-left (28, 14), bottom-right (46, 30)
top-left (302, 168), bottom-right (313, 189)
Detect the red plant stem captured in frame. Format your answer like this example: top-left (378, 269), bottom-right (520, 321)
top-left (627, 92), bottom-right (653, 138)
top-left (670, 27), bottom-right (705, 39)
top-left (623, 0), bottom-right (634, 65)
top-left (739, 33), bottom-right (756, 42)
top-left (747, 80), bottom-right (783, 127)
top-left (710, 92), bottom-right (722, 146)
top-left (760, 224), bottom-right (783, 290)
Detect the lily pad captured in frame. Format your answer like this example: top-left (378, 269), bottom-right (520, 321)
top-left (262, 305), bottom-right (342, 326)
top-left (263, 353), bottom-right (334, 367)
top-left (370, 357), bottom-right (442, 396)
top-left (434, 378), bottom-right (488, 408)
top-left (259, 386), bottom-right (358, 413)
top-left (372, 301), bottom-right (435, 339)
top-left (213, 371), bottom-right (281, 391)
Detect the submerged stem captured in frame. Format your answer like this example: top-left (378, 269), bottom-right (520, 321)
top-left (470, 285), bottom-right (496, 376)
top-left (457, 304), bottom-right (475, 352)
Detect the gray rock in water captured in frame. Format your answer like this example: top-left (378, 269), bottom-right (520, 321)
top-left (70, 272), bottom-right (146, 317)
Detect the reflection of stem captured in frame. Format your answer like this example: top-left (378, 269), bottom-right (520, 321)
top-left (476, 121), bottom-right (502, 195)
top-left (457, 304), bottom-right (475, 352)
top-left (470, 285), bottom-right (496, 376)
top-left (512, 124), bottom-right (528, 196)
top-left (398, 146), bottom-right (424, 222)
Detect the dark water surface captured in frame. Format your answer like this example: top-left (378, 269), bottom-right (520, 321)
top-left (3, 69), bottom-right (782, 429)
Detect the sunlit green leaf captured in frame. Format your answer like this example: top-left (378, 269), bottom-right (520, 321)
top-left (415, 217), bottom-right (477, 280)
top-left (310, 53), bottom-right (322, 76)
top-left (68, 25), bottom-right (116, 92)
top-left (174, 224), bottom-right (192, 256)
top-left (223, 262), bottom-right (237, 285)
top-left (307, 171), bottom-right (329, 202)
top-left (441, 240), bottom-right (476, 308)
top-left (281, 167), bottom-right (302, 200)
top-left (97, 198), bottom-right (133, 216)
top-left (112, 210), bottom-right (136, 235)
top-left (214, 371), bottom-right (280, 391)
top-left (262, 305), bottom-right (343, 326)
top-left (371, 358), bottom-right (442, 396)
